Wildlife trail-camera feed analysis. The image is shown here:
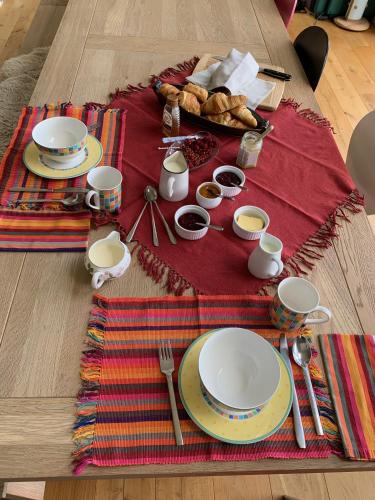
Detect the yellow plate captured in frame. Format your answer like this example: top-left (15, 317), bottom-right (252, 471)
top-left (178, 331), bottom-right (292, 444)
top-left (23, 135), bottom-right (103, 180)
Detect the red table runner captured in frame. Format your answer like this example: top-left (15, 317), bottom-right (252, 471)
top-left (73, 294), bottom-right (341, 475)
top-left (100, 58), bottom-right (363, 295)
top-left (0, 104), bottom-right (126, 251)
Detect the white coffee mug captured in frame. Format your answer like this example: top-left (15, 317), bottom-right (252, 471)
top-left (159, 151), bottom-right (189, 202)
top-left (85, 231), bottom-right (131, 289)
top-left (248, 233), bottom-right (284, 279)
top-left (85, 166), bottom-right (122, 213)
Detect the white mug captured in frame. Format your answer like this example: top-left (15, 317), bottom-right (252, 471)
top-left (270, 277), bottom-right (332, 331)
top-left (248, 233), bottom-right (284, 279)
top-left (159, 151), bottom-right (189, 202)
top-left (85, 166), bottom-right (122, 213)
top-left (85, 231), bottom-right (131, 289)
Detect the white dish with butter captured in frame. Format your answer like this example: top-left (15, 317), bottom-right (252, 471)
top-left (233, 206), bottom-right (269, 240)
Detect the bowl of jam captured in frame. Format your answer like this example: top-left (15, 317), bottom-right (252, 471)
top-left (196, 182), bottom-right (223, 210)
top-left (213, 165), bottom-right (246, 198)
top-left (174, 204), bottom-right (210, 240)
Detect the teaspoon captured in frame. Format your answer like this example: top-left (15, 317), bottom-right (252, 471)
top-left (15, 194), bottom-right (82, 207)
top-left (145, 186), bottom-right (176, 245)
top-left (230, 183), bottom-right (248, 191)
top-left (144, 186), bottom-right (159, 247)
top-left (196, 223), bottom-right (224, 231)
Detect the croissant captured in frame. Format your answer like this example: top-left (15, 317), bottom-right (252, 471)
top-left (183, 83), bottom-right (208, 103)
top-left (159, 83), bottom-right (180, 98)
top-left (201, 93), bottom-right (248, 114)
top-left (178, 91), bottom-right (201, 115)
top-left (228, 117), bottom-right (249, 129)
top-left (230, 105), bottom-right (257, 128)
top-left (205, 112), bottom-right (232, 126)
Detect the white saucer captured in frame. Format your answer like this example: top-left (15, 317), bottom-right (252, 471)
top-left (40, 148), bottom-right (87, 170)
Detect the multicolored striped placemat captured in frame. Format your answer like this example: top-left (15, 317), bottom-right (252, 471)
top-left (0, 104), bottom-right (126, 251)
top-left (320, 334), bottom-right (375, 460)
top-left (73, 294), bottom-right (341, 474)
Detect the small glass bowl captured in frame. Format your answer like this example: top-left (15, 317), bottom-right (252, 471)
top-left (164, 131), bottom-right (219, 171)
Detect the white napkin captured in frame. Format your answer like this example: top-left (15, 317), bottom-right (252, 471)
top-left (187, 48), bottom-right (275, 109)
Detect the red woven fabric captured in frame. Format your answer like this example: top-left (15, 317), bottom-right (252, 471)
top-left (107, 61), bottom-right (362, 295)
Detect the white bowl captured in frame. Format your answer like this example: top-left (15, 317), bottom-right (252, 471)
top-left (201, 383), bottom-right (264, 418)
top-left (213, 165), bottom-right (246, 198)
top-left (32, 117), bottom-right (87, 158)
top-left (196, 182), bottom-right (223, 210)
top-left (199, 328), bottom-right (280, 410)
top-left (174, 205), bottom-right (210, 240)
top-left (233, 205), bottom-right (269, 240)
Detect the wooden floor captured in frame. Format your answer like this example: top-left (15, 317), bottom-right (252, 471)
top-left (0, 4), bottom-right (375, 500)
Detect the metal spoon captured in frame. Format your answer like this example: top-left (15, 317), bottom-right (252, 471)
top-left (196, 223), bottom-right (224, 231)
top-left (126, 200), bottom-right (149, 243)
top-left (206, 187), bottom-right (235, 201)
top-left (230, 183), bottom-right (248, 191)
top-left (292, 336), bottom-right (324, 436)
top-left (144, 186), bottom-right (159, 247)
top-left (145, 186), bottom-right (176, 245)
top-left (15, 194), bottom-right (82, 207)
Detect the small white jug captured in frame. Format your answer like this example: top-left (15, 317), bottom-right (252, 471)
top-left (85, 231), bottom-right (131, 289)
top-left (248, 233), bottom-right (284, 279)
top-left (159, 151), bottom-right (189, 202)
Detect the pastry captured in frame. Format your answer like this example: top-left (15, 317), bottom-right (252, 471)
top-left (228, 117), bottom-right (249, 129)
top-left (230, 105), bottom-right (257, 128)
top-left (201, 93), bottom-right (247, 114)
top-left (178, 91), bottom-right (201, 115)
top-left (205, 112), bottom-right (232, 126)
top-left (183, 82), bottom-right (208, 103)
top-left (159, 83), bottom-right (180, 98)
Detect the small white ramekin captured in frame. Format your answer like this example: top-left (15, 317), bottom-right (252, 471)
top-left (174, 205), bottom-right (210, 240)
top-left (233, 205), bottom-right (270, 240)
top-left (196, 182), bottom-right (223, 210)
top-left (213, 165), bottom-right (246, 198)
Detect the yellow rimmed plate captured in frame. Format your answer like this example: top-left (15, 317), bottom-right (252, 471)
top-left (23, 134), bottom-right (103, 180)
top-left (178, 330), bottom-right (292, 444)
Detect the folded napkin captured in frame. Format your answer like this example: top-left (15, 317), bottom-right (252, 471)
top-left (320, 334), bottom-right (375, 460)
top-left (187, 48), bottom-right (275, 108)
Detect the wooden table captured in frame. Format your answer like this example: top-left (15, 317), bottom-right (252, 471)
top-left (1, 0), bottom-right (375, 482)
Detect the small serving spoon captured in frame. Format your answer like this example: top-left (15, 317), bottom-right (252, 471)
top-left (206, 187), bottom-right (235, 201)
top-left (292, 336), bottom-right (324, 436)
top-left (144, 185), bottom-right (159, 247)
top-left (146, 186), bottom-right (176, 245)
top-left (15, 194), bottom-right (82, 207)
top-left (196, 223), bottom-right (224, 231)
top-left (231, 183), bottom-right (248, 191)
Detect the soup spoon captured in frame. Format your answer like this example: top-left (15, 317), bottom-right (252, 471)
top-left (196, 223), bottom-right (224, 231)
top-left (15, 194), bottom-right (82, 207)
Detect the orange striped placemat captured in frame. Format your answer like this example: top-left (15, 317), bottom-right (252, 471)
top-left (320, 334), bottom-right (375, 460)
top-left (0, 104), bottom-right (126, 251)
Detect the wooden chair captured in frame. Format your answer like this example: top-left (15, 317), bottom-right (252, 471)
top-left (275, 0), bottom-right (298, 28)
top-left (346, 110), bottom-right (375, 217)
top-left (293, 26), bottom-right (329, 91)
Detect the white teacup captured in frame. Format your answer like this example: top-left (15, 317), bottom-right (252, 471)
top-left (85, 231), bottom-right (131, 289)
top-left (159, 151), bottom-right (189, 202)
top-left (248, 233), bottom-right (284, 279)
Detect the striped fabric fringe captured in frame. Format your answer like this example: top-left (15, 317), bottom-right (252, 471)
top-left (320, 334), bottom-right (375, 460)
top-left (73, 294), bottom-right (342, 475)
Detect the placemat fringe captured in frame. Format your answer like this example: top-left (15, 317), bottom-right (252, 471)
top-left (72, 308), bottom-right (106, 475)
top-left (281, 98), bottom-right (334, 131)
top-left (259, 189), bottom-right (364, 294)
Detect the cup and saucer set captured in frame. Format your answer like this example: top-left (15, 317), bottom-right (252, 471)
top-left (23, 116), bottom-right (103, 179)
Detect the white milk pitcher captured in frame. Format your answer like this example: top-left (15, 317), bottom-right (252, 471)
top-left (248, 233), bottom-right (284, 279)
top-left (85, 231), bottom-right (131, 289)
top-left (159, 151), bottom-right (189, 202)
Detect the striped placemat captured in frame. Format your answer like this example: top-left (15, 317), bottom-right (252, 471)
top-left (320, 334), bottom-right (375, 460)
top-left (73, 294), bottom-right (341, 474)
top-left (0, 104), bottom-right (126, 251)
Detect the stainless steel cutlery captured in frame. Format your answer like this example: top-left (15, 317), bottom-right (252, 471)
top-left (158, 340), bottom-right (184, 446)
top-left (280, 333), bottom-right (306, 449)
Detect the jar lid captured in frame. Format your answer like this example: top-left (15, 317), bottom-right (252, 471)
top-left (243, 131), bottom-right (261, 143)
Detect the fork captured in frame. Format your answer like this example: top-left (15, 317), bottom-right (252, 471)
top-left (158, 340), bottom-right (184, 446)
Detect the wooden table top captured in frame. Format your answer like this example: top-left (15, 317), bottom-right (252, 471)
top-left (1, 0), bottom-right (375, 481)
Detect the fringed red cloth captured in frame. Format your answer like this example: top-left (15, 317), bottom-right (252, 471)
top-left (102, 57), bottom-right (363, 295)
